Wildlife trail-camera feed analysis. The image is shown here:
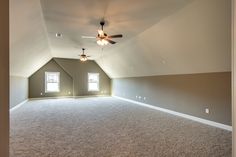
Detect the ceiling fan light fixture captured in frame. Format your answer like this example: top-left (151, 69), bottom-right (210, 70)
top-left (79, 48), bottom-right (90, 62)
top-left (82, 21), bottom-right (123, 46)
top-left (103, 39), bottom-right (108, 45)
top-left (80, 56), bottom-right (87, 62)
top-left (97, 39), bottom-right (108, 46)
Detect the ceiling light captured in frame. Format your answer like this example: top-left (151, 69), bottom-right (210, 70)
top-left (56, 33), bottom-right (62, 38)
top-left (82, 21), bottom-right (123, 46)
top-left (97, 39), bottom-right (108, 46)
top-left (79, 48), bottom-right (90, 62)
top-left (80, 56), bottom-right (87, 62)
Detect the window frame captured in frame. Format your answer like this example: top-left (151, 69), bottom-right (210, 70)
top-left (45, 72), bottom-right (60, 93)
top-left (88, 73), bottom-right (100, 92)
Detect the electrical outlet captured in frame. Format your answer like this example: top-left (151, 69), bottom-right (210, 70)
top-left (136, 96), bottom-right (138, 99)
top-left (138, 96), bottom-right (142, 99)
top-left (143, 97), bottom-right (146, 100)
top-left (40, 93), bottom-right (43, 95)
top-left (68, 91), bottom-right (71, 94)
top-left (205, 108), bottom-right (210, 114)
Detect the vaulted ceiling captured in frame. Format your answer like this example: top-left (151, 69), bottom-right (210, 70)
top-left (10, 0), bottom-right (231, 78)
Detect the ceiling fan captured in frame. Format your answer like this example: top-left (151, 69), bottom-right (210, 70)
top-left (79, 48), bottom-right (90, 62)
top-left (82, 21), bottom-right (123, 46)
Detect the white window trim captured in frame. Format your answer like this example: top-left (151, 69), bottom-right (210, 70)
top-left (45, 72), bottom-right (60, 93)
top-left (88, 73), bottom-right (99, 92)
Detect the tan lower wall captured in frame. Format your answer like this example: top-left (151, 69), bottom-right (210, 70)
top-left (112, 72), bottom-right (231, 125)
top-left (29, 59), bottom-right (73, 98)
top-left (29, 58), bottom-right (111, 98)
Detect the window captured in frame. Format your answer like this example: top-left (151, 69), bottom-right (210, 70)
top-left (88, 73), bottom-right (99, 91)
top-left (45, 72), bottom-right (60, 92)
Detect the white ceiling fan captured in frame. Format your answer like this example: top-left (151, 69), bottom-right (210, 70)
top-left (82, 21), bottom-right (123, 46)
top-left (79, 48), bottom-right (91, 62)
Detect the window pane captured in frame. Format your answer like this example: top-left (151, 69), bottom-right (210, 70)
top-left (47, 74), bottom-right (59, 83)
top-left (89, 75), bottom-right (98, 82)
top-left (45, 72), bottom-right (60, 92)
top-left (88, 83), bottom-right (98, 91)
top-left (88, 73), bottom-right (99, 91)
top-left (47, 83), bottom-right (59, 92)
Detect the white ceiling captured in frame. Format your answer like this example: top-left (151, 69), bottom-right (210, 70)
top-left (10, 0), bottom-right (231, 78)
top-left (10, 0), bottom-right (52, 77)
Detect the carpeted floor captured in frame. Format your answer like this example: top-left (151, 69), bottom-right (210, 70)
top-left (10, 97), bottom-right (231, 157)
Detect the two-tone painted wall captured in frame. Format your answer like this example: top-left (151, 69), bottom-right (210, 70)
top-left (29, 59), bottom-right (231, 125)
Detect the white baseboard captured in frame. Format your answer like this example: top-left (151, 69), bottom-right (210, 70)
top-left (113, 96), bottom-right (232, 131)
top-left (29, 96), bottom-right (74, 100)
top-left (10, 99), bottom-right (29, 112)
top-left (29, 95), bottom-right (110, 100)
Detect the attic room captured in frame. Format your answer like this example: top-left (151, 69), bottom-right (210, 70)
top-left (0, 0), bottom-right (236, 156)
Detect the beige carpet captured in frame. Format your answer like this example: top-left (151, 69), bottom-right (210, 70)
top-left (10, 97), bottom-right (231, 157)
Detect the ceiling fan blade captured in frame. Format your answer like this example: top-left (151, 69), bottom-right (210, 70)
top-left (106, 39), bottom-right (116, 44)
top-left (108, 34), bottom-right (123, 38)
top-left (81, 36), bottom-right (96, 39)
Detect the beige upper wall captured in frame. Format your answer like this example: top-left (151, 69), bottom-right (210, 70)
top-left (10, 0), bottom-right (231, 78)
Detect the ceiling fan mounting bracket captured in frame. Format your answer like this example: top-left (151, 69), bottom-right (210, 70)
top-left (100, 21), bottom-right (105, 26)
top-left (100, 21), bottom-right (105, 30)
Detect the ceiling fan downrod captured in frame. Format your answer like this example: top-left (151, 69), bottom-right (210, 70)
top-left (82, 48), bottom-right (85, 54)
top-left (100, 21), bottom-right (105, 30)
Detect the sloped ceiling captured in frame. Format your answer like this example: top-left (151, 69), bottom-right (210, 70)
top-left (10, 0), bottom-right (231, 78)
top-left (10, 0), bottom-right (52, 77)
top-left (96, 0), bottom-right (231, 77)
